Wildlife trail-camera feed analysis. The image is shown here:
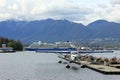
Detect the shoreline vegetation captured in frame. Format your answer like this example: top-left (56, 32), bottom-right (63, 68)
top-left (1, 37), bottom-right (120, 52)
top-left (0, 37), bottom-right (23, 51)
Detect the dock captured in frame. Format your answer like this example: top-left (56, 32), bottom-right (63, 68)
top-left (58, 55), bottom-right (120, 74)
top-left (86, 64), bottom-right (120, 74)
top-left (109, 64), bottom-right (120, 68)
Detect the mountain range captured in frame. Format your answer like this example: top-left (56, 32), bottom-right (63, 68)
top-left (0, 19), bottom-right (120, 44)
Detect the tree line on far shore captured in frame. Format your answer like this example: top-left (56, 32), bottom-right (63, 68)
top-left (0, 37), bottom-right (23, 51)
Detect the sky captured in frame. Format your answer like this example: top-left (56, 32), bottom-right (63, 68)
top-left (0, 0), bottom-right (120, 25)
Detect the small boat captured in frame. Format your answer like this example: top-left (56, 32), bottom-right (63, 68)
top-left (0, 47), bottom-right (16, 53)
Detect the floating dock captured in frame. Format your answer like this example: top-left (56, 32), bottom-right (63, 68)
top-left (58, 55), bottom-right (120, 75)
top-left (86, 64), bottom-right (120, 74)
top-left (109, 64), bottom-right (120, 68)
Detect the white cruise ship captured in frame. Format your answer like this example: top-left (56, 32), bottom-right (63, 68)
top-left (25, 41), bottom-right (77, 53)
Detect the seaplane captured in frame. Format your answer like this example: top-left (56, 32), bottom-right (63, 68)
top-left (57, 49), bottom-right (114, 69)
top-left (57, 51), bottom-right (81, 68)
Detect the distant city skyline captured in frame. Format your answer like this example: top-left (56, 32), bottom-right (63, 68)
top-left (0, 0), bottom-right (120, 25)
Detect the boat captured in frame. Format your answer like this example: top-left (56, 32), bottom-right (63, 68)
top-left (0, 47), bottom-right (16, 53)
top-left (78, 50), bottom-right (113, 53)
top-left (25, 41), bottom-right (77, 53)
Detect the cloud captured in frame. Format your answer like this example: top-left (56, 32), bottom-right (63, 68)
top-left (30, 0), bottom-right (92, 21)
top-left (99, 0), bottom-right (120, 22)
top-left (111, 0), bottom-right (120, 5)
top-left (83, 0), bottom-right (120, 25)
top-left (0, 0), bottom-right (93, 23)
top-left (0, 0), bottom-right (120, 24)
top-left (105, 5), bottom-right (120, 22)
top-left (0, 13), bottom-right (11, 21)
top-left (0, 0), bottom-right (6, 7)
top-left (8, 4), bottom-right (18, 10)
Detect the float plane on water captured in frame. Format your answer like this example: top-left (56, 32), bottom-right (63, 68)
top-left (58, 51), bottom-right (82, 68)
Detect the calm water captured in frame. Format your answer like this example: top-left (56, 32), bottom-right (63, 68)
top-left (0, 51), bottom-right (120, 80)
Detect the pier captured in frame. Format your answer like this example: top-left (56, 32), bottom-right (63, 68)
top-left (86, 64), bottom-right (120, 74)
top-left (58, 55), bottom-right (120, 74)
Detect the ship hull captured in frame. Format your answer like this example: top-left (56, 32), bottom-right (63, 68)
top-left (25, 47), bottom-right (77, 53)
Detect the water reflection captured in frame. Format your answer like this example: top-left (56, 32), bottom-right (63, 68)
top-left (71, 66), bottom-right (80, 71)
top-left (0, 51), bottom-right (120, 80)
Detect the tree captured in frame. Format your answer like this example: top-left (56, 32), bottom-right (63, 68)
top-left (0, 37), bottom-right (23, 51)
top-left (16, 40), bottom-right (23, 51)
top-left (7, 42), bottom-right (17, 50)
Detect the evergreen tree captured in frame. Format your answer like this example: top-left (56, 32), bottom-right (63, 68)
top-left (0, 37), bottom-right (23, 51)
top-left (7, 42), bottom-right (17, 50)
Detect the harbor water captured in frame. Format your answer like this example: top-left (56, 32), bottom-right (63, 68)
top-left (0, 51), bottom-right (120, 80)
